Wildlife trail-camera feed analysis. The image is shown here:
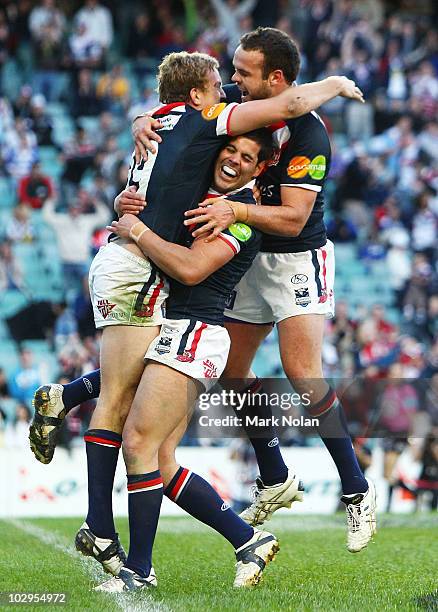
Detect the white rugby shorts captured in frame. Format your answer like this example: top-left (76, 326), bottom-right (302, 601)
top-left (145, 318), bottom-right (230, 391)
top-left (224, 240), bottom-right (335, 324)
top-left (89, 242), bottom-right (168, 328)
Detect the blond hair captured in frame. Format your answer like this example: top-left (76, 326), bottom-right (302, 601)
top-left (157, 51), bottom-right (219, 103)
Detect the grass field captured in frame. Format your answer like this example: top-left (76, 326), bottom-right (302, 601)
top-left (1, 514), bottom-right (437, 611)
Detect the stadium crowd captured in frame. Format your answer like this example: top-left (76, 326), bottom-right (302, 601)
top-left (0, 0), bottom-right (436, 507)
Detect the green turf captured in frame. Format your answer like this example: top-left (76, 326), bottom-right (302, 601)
top-left (0, 515), bottom-right (437, 611)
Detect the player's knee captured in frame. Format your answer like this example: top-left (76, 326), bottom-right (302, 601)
top-left (283, 360), bottom-right (322, 382)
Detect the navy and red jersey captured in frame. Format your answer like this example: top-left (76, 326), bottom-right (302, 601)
top-left (127, 101), bottom-right (238, 245)
top-left (166, 184), bottom-right (261, 326)
top-left (223, 84), bottom-right (331, 253)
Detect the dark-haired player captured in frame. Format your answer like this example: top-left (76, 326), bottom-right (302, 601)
top-left (182, 28), bottom-right (376, 554)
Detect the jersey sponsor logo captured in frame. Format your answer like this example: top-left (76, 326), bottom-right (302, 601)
top-left (221, 502), bottom-right (230, 511)
top-left (268, 437), bottom-right (279, 447)
top-left (203, 358), bottom-right (218, 378)
top-left (294, 287), bottom-right (311, 307)
top-left (229, 223), bottom-right (252, 242)
top-left (201, 102), bottom-right (227, 120)
top-left (287, 155), bottom-right (327, 180)
top-left (291, 274), bottom-right (308, 284)
top-left (163, 325), bottom-right (178, 335)
top-left (308, 155), bottom-right (326, 180)
top-left (97, 299), bottom-right (116, 319)
top-left (287, 156), bottom-right (310, 178)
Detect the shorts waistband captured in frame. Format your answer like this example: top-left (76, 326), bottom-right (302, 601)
top-left (104, 241), bottom-right (153, 269)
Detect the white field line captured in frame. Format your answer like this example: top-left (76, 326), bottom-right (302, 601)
top-left (7, 519), bottom-right (170, 612)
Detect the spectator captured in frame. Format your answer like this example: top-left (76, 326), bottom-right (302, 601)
top-left (60, 126), bottom-right (96, 200)
top-left (2, 118), bottom-right (38, 181)
top-left (74, 0), bottom-right (113, 57)
top-left (42, 195), bottom-right (109, 298)
top-left (8, 349), bottom-right (43, 406)
top-left (0, 240), bottom-right (25, 293)
top-left (28, 94), bottom-right (54, 145)
top-left (126, 12), bottom-right (157, 81)
top-left (5, 203), bottom-right (35, 242)
top-left (18, 161), bottom-right (54, 209)
top-left (209, 0), bottom-right (257, 59)
top-left (29, 0), bottom-right (66, 100)
top-left (96, 64), bottom-right (130, 114)
top-left (69, 68), bottom-right (101, 118)
top-left (69, 21), bottom-right (103, 69)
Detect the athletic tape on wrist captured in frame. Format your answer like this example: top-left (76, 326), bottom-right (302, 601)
top-left (129, 221), bottom-right (150, 242)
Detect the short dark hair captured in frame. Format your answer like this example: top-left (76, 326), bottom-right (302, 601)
top-left (240, 27), bottom-right (300, 84)
top-left (231, 128), bottom-right (275, 164)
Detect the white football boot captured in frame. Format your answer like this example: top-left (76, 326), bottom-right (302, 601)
top-left (240, 470), bottom-right (304, 526)
top-left (29, 384), bottom-right (66, 464)
top-left (94, 567), bottom-right (157, 592)
top-left (341, 478), bottom-right (377, 553)
top-left (75, 522), bottom-right (127, 576)
top-left (234, 529), bottom-right (279, 588)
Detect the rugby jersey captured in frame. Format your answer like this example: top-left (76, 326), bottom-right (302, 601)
top-left (223, 83), bottom-right (331, 253)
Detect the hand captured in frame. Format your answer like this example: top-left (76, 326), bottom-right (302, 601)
top-left (132, 115), bottom-right (163, 163)
top-left (252, 183), bottom-right (261, 205)
top-left (184, 197), bottom-right (235, 242)
top-left (337, 76), bottom-right (365, 103)
top-left (107, 214), bottom-right (140, 239)
top-left (114, 186), bottom-right (146, 216)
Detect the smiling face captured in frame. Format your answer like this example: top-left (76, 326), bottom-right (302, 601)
top-left (213, 136), bottom-right (264, 193)
top-left (231, 47), bottom-right (273, 102)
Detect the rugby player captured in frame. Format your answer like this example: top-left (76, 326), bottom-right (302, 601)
top-left (93, 128), bottom-right (278, 591)
top-left (180, 28), bottom-right (376, 553)
top-left (29, 52), bottom-right (363, 588)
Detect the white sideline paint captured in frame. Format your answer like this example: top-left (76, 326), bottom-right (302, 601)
top-left (7, 519), bottom-right (170, 612)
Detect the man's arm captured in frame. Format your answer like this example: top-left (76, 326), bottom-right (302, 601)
top-left (183, 187), bottom-right (315, 239)
top-left (108, 215), bottom-right (234, 285)
top-left (131, 76), bottom-right (363, 155)
top-left (228, 77), bottom-right (363, 135)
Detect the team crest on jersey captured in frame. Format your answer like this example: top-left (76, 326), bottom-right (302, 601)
top-left (155, 336), bottom-right (172, 355)
top-left (203, 359), bottom-right (217, 378)
top-left (229, 223), bottom-right (252, 242)
top-left (201, 102), bottom-right (226, 120)
top-left (294, 288), bottom-right (311, 307)
top-left (97, 300), bottom-right (116, 319)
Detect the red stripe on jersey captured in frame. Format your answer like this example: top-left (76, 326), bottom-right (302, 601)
top-left (217, 233), bottom-right (238, 254)
top-left (84, 435), bottom-right (121, 448)
top-left (127, 477), bottom-right (163, 491)
top-left (188, 322), bottom-right (207, 358)
top-left (268, 120), bottom-right (287, 132)
top-left (153, 102), bottom-right (185, 116)
top-left (226, 104), bottom-right (238, 135)
top-left (169, 468), bottom-right (190, 500)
